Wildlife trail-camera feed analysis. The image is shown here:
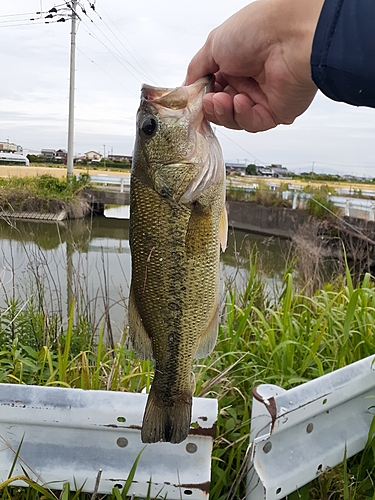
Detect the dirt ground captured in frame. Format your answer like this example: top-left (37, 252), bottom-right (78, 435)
top-left (0, 165), bottom-right (130, 179)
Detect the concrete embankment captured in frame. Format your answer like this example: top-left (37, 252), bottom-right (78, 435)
top-left (227, 200), bottom-right (309, 238)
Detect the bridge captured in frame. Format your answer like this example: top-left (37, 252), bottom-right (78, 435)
top-left (84, 174), bottom-right (130, 207)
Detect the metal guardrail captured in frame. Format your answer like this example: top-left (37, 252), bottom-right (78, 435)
top-left (227, 182), bottom-right (375, 221)
top-left (0, 384), bottom-right (217, 499)
top-left (247, 355), bottom-right (375, 499)
top-left (329, 195), bottom-right (375, 220)
top-left (89, 174), bottom-right (130, 193)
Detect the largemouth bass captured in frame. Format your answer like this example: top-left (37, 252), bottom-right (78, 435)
top-left (129, 76), bottom-right (227, 444)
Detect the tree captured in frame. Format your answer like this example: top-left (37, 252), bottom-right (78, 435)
top-left (246, 164), bottom-right (257, 175)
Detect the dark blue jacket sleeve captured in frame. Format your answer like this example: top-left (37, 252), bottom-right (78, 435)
top-left (311, 0), bottom-right (375, 108)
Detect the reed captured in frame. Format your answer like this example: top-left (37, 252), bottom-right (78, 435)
top-left (0, 250), bottom-right (374, 499)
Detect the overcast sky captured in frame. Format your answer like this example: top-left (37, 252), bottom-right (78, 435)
top-left (1, 0), bottom-right (374, 176)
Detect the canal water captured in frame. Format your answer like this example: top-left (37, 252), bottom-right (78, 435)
top-left (0, 206), bottom-right (289, 341)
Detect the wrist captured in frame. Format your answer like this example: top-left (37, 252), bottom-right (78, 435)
top-left (270, 0), bottom-right (325, 85)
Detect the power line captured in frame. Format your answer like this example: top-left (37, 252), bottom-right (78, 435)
top-left (216, 128), bottom-right (267, 166)
top-left (78, 24), bottom-right (146, 84)
top-left (0, 19), bottom-right (69, 27)
top-left (77, 18), bottom-right (153, 84)
top-left (76, 46), bottom-right (138, 96)
top-left (74, 1), bottom-right (160, 85)
top-left (93, 4), bottom-right (161, 85)
top-left (1, 2), bottom-right (156, 86)
top-left (0, 12), bottom-right (40, 18)
top-left (65, 1), bottom-right (161, 85)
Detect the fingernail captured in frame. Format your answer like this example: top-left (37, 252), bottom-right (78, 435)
top-left (203, 99), bottom-right (214, 115)
top-left (234, 99), bottom-right (243, 114)
top-left (215, 102), bottom-right (225, 116)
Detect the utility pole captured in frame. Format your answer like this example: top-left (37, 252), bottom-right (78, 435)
top-left (66, 0), bottom-right (77, 180)
top-left (103, 144), bottom-right (106, 168)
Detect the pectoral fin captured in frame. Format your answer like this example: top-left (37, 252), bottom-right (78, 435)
top-left (220, 206), bottom-right (228, 252)
top-left (194, 301), bottom-right (219, 359)
top-left (128, 285), bottom-right (154, 360)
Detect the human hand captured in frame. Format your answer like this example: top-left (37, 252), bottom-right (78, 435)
top-left (185, 0), bottom-right (324, 132)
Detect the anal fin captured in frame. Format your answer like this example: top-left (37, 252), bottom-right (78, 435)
top-left (127, 285), bottom-right (153, 360)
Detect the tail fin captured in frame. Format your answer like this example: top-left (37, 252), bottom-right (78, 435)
top-left (141, 385), bottom-right (192, 444)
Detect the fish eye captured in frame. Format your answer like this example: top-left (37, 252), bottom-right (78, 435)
top-left (141, 117), bottom-right (157, 137)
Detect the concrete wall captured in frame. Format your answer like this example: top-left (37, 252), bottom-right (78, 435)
top-left (227, 200), bottom-right (309, 238)
top-left (85, 188), bottom-right (130, 206)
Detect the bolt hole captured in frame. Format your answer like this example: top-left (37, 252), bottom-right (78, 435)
top-left (116, 437), bottom-right (128, 448)
top-left (186, 443), bottom-right (197, 454)
top-left (276, 487), bottom-right (282, 495)
top-left (322, 398), bottom-right (327, 405)
top-left (317, 464), bottom-right (323, 472)
top-left (306, 423), bottom-right (314, 434)
top-left (117, 416), bottom-right (126, 423)
top-left (114, 484), bottom-right (123, 489)
top-left (184, 490), bottom-right (193, 495)
top-left (263, 442), bottom-right (272, 454)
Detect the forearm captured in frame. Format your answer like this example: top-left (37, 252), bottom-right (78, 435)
top-left (311, 0), bottom-right (375, 108)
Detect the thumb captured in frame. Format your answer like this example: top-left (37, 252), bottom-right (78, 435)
top-left (184, 45), bottom-right (219, 85)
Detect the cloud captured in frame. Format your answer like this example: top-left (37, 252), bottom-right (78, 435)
top-left (0, 0), bottom-right (374, 176)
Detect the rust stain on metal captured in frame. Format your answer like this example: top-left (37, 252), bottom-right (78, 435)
top-left (252, 386), bottom-right (264, 403)
top-left (176, 481), bottom-right (210, 494)
top-left (252, 387), bottom-right (277, 432)
top-left (108, 478), bottom-right (139, 484)
top-left (266, 397), bottom-right (277, 431)
top-left (188, 421), bottom-right (216, 439)
top-left (125, 424), bottom-right (142, 431)
top-left (252, 386), bottom-right (333, 434)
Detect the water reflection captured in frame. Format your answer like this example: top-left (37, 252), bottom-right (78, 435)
top-left (0, 210), bottom-right (289, 341)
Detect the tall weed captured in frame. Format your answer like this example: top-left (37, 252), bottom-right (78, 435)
top-left (0, 247), bottom-right (374, 498)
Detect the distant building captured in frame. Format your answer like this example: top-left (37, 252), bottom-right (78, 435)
top-left (0, 141), bottom-right (22, 153)
top-left (256, 166), bottom-right (274, 177)
top-left (75, 151), bottom-right (103, 164)
top-left (107, 154), bottom-right (131, 163)
top-left (85, 151), bottom-right (102, 162)
top-left (56, 149), bottom-right (68, 163)
top-left (269, 165), bottom-right (290, 177)
top-left (342, 175), bottom-right (358, 182)
top-left (41, 149), bottom-right (56, 160)
top-left (225, 162), bottom-right (246, 175)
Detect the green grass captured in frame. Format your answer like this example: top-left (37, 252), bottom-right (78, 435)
top-left (0, 174), bottom-right (89, 199)
top-left (0, 174), bottom-right (90, 214)
top-left (0, 255), bottom-right (374, 499)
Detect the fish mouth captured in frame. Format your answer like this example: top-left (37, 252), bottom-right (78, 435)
top-left (141, 76), bottom-right (214, 110)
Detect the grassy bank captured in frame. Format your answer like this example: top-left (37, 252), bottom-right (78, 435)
top-left (0, 251), bottom-right (374, 499)
top-left (0, 174), bottom-right (90, 217)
